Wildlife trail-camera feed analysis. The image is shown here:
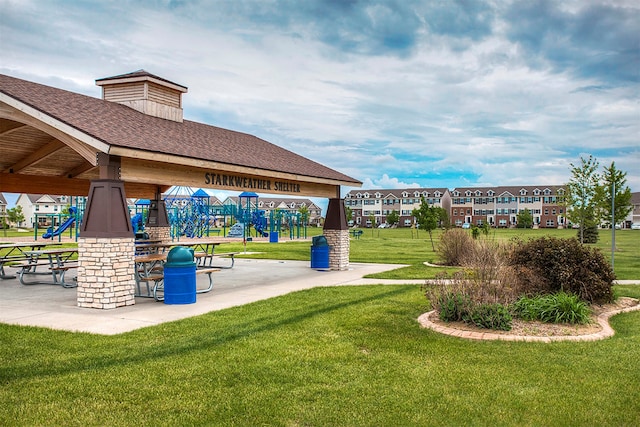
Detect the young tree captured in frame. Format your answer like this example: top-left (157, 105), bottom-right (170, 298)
top-left (345, 206), bottom-right (353, 224)
top-left (412, 197), bottom-right (440, 250)
top-left (7, 205), bottom-right (25, 228)
top-left (595, 161), bottom-right (632, 227)
top-left (297, 205), bottom-right (310, 226)
top-left (437, 208), bottom-right (450, 229)
top-left (386, 210), bottom-right (399, 227)
top-left (516, 208), bottom-right (533, 228)
top-left (566, 155), bottom-right (600, 243)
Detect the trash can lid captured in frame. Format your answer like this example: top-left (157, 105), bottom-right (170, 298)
top-left (312, 236), bottom-right (329, 246)
top-left (166, 246), bottom-right (195, 266)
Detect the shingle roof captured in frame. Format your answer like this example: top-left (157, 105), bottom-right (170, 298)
top-left (346, 187), bottom-right (449, 198)
top-left (0, 73), bottom-right (360, 185)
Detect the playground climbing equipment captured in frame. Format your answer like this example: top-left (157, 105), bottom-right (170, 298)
top-left (164, 187), bottom-right (217, 239)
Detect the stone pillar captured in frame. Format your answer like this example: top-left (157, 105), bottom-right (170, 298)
top-left (145, 191), bottom-right (171, 242)
top-left (77, 237), bottom-right (135, 309)
top-left (146, 226), bottom-right (171, 242)
top-left (324, 229), bottom-right (350, 270)
top-left (78, 160), bottom-right (136, 308)
top-left (323, 197), bottom-right (350, 270)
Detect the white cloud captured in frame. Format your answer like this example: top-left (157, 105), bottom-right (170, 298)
top-left (1, 0), bottom-right (638, 198)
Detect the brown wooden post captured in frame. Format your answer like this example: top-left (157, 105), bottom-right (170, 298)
top-left (145, 188), bottom-right (171, 242)
top-left (77, 154), bottom-right (136, 309)
top-left (323, 194), bottom-right (350, 270)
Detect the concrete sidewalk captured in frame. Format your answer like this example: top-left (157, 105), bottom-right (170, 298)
top-left (0, 259), bottom-right (412, 335)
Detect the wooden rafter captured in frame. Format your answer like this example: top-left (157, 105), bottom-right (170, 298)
top-left (4, 138), bottom-right (66, 173)
top-left (0, 120), bottom-right (26, 135)
top-left (61, 161), bottom-right (96, 179)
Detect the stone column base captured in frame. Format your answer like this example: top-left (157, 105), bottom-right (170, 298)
top-left (324, 229), bottom-right (350, 270)
top-left (146, 226), bottom-right (170, 242)
top-left (77, 237), bottom-right (135, 309)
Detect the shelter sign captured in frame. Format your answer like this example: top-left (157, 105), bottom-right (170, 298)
top-left (204, 172), bottom-right (300, 193)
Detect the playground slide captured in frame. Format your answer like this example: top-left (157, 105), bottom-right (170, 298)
top-left (131, 213), bottom-right (143, 233)
top-left (42, 216), bottom-right (76, 239)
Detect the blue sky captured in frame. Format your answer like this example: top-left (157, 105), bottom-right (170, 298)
top-left (1, 0), bottom-right (638, 209)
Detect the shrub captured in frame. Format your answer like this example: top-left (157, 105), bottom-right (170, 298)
top-left (512, 292), bottom-right (592, 324)
top-left (508, 236), bottom-right (614, 304)
top-left (437, 228), bottom-right (473, 266)
top-left (463, 303), bottom-right (512, 331)
top-left (580, 224), bottom-right (599, 243)
top-left (436, 292), bottom-right (471, 322)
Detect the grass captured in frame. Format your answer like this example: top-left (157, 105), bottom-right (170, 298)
top-left (1, 284), bottom-right (639, 426)
top-left (3, 227), bottom-right (638, 279)
top-left (222, 227), bottom-right (640, 280)
top-left (1, 228), bottom-right (639, 425)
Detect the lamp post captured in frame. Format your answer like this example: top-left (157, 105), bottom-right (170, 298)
top-left (611, 181), bottom-right (615, 271)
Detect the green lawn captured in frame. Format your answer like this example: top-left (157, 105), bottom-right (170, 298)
top-left (224, 227), bottom-right (640, 280)
top-left (3, 227), bottom-right (639, 279)
top-left (1, 228), bottom-right (639, 425)
top-left (1, 284), bottom-right (639, 426)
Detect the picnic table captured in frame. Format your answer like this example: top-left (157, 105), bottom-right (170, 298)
top-left (135, 240), bottom-right (238, 269)
top-left (135, 252), bottom-right (218, 301)
top-left (350, 229), bottom-right (363, 239)
top-left (19, 247), bottom-right (78, 288)
top-left (0, 242), bottom-right (61, 279)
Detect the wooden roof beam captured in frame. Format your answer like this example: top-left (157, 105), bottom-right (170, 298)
top-left (60, 161), bottom-right (96, 178)
top-left (4, 138), bottom-right (66, 173)
top-left (0, 120), bottom-right (26, 135)
top-left (0, 172), bottom-right (171, 199)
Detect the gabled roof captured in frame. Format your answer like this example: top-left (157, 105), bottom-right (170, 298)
top-left (0, 73), bottom-right (360, 195)
top-left (345, 187), bottom-right (449, 199)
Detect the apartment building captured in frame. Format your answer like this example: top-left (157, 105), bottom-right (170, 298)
top-left (344, 188), bottom-right (451, 227)
top-left (451, 186), bottom-right (567, 228)
top-left (345, 185), bottom-right (567, 228)
top-left (627, 192), bottom-right (640, 226)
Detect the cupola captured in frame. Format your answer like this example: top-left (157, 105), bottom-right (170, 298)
top-left (95, 70), bottom-right (188, 122)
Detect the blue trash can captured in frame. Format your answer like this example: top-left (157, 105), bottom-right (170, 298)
top-left (163, 246), bottom-right (196, 304)
top-left (310, 236), bottom-right (330, 269)
top-left (269, 231), bottom-right (279, 243)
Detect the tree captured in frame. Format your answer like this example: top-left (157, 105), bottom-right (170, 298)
top-left (595, 161), bottom-right (632, 227)
top-left (516, 208), bottom-right (533, 228)
top-left (345, 206), bottom-right (353, 224)
top-left (412, 197), bottom-right (441, 250)
top-left (7, 205), bottom-right (25, 228)
top-left (386, 210), bottom-right (399, 227)
top-left (297, 205), bottom-right (310, 226)
top-left (566, 155), bottom-right (600, 244)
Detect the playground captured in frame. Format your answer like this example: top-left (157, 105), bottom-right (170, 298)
top-left (32, 187), bottom-right (311, 244)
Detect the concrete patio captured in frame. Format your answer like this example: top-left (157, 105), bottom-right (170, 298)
top-left (0, 259), bottom-right (419, 335)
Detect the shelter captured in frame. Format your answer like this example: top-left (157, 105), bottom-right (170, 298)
top-left (0, 71), bottom-right (361, 309)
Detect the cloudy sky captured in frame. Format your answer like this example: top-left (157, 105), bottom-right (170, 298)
top-left (2, 0), bottom-right (639, 205)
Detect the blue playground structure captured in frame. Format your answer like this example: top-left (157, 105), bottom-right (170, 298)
top-left (227, 192), bottom-right (268, 239)
top-left (36, 197), bottom-right (85, 241)
top-left (164, 187), bottom-right (217, 239)
top-left (42, 207), bottom-right (78, 239)
top-left (131, 213), bottom-right (144, 234)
